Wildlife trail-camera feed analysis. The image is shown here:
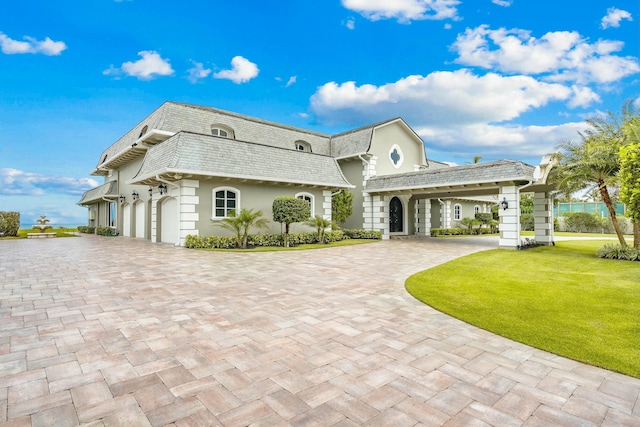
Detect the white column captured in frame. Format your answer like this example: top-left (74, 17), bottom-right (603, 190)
top-left (362, 194), bottom-right (389, 239)
top-left (442, 200), bottom-right (452, 229)
top-left (498, 186), bottom-right (521, 249)
top-left (414, 199), bottom-right (431, 236)
top-left (322, 190), bottom-right (332, 221)
top-left (534, 191), bottom-right (554, 245)
top-left (179, 179), bottom-right (200, 246)
top-left (151, 197), bottom-right (158, 243)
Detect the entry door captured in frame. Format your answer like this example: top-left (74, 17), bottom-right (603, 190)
top-left (389, 197), bottom-right (403, 233)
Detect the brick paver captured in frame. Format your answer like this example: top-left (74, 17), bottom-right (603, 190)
top-left (1, 235), bottom-right (638, 426)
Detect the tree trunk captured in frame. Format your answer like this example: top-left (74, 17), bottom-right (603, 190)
top-left (599, 181), bottom-right (627, 247)
top-left (284, 223), bottom-right (290, 248)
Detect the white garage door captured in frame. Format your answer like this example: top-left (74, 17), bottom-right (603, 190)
top-left (135, 200), bottom-right (145, 238)
top-left (160, 197), bottom-right (179, 245)
top-left (122, 204), bottom-right (131, 237)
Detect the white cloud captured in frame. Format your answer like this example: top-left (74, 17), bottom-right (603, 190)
top-left (0, 168), bottom-right (98, 196)
top-left (187, 60), bottom-right (211, 83)
top-left (310, 69), bottom-right (571, 127)
top-left (345, 18), bottom-right (356, 30)
top-left (492, 0), bottom-right (513, 6)
top-left (104, 51), bottom-right (174, 80)
top-left (568, 85), bottom-right (601, 108)
top-left (214, 56), bottom-right (259, 84)
top-left (451, 25), bottom-right (640, 85)
top-left (0, 32), bottom-right (67, 55)
top-left (601, 7), bottom-right (632, 29)
top-left (341, 0), bottom-right (460, 22)
top-left (286, 76), bottom-right (297, 87)
top-left (419, 121), bottom-right (587, 162)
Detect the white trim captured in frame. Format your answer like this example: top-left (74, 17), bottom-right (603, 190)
top-left (388, 144), bottom-right (404, 169)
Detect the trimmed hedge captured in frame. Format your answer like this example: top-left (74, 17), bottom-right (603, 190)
top-left (77, 226), bottom-right (96, 234)
top-left (0, 211), bottom-right (20, 237)
top-left (96, 227), bottom-right (118, 236)
top-left (430, 227), bottom-right (496, 237)
top-left (185, 229), bottom-right (380, 249)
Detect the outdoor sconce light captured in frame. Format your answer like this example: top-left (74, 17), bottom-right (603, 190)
top-left (159, 183), bottom-right (167, 195)
top-left (148, 187), bottom-right (153, 197)
top-left (119, 194), bottom-right (126, 203)
top-left (132, 190), bottom-right (139, 200)
top-left (501, 197), bottom-right (509, 210)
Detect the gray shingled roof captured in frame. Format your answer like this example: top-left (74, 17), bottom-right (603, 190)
top-left (94, 102), bottom-right (333, 170)
top-left (77, 181), bottom-right (118, 205)
top-left (129, 132), bottom-right (354, 188)
top-left (365, 160), bottom-right (536, 192)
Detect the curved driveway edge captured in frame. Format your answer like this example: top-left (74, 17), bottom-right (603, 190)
top-left (1, 236), bottom-right (638, 426)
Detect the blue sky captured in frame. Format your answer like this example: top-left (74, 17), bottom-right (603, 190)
top-left (0, 0), bottom-right (638, 226)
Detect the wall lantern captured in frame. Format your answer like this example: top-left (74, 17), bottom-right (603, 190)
top-left (119, 194), bottom-right (126, 203)
top-left (159, 183), bottom-right (168, 195)
top-left (148, 187), bottom-right (153, 197)
top-left (501, 197), bottom-right (509, 210)
top-left (132, 190), bottom-right (139, 200)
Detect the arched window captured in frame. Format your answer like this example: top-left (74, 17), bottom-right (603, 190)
top-left (295, 192), bottom-right (314, 217)
top-left (295, 141), bottom-right (311, 152)
top-left (474, 205), bottom-right (481, 215)
top-left (211, 125), bottom-right (234, 139)
top-left (453, 204), bottom-right (462, 221)
top-left (213, 187), bottom-right (239, 218)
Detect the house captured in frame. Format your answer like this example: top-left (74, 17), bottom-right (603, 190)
top-left (78, 101), bottom-right (557, 248)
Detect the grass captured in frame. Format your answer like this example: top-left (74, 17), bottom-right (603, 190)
top-left (206, 238), bottom-right (380, 252)
top-left (0, 228), bottom-right (80, 239)
top-left (405, 240), bottom-right (640, 378)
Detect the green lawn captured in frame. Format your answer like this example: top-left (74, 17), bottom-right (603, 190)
top-left (405, 240), bottom-right (640, 378)
top-left (1, 228), bottom-right (80, 239)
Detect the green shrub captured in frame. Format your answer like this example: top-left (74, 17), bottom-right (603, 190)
top-left (343, 229), bottom-right (382, 239)
top-left (96, 227), bottom-right (117, 236)
top-left (430, 227), bottom-right (496, 237)
top-left (596, 244), bottom-right (640, 261)
top-left (77, 226), bottom-right (96, 234)
top-left (563, 212), bottom-right (607, 233)
top-left (520, 214), bottom-right (535, 231)
top-left (0, 211), bottom-right (20, 237)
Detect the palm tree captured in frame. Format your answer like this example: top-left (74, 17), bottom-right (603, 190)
top-left (214, 208), bottom-right (269, 249)
top-left (305, 215), bottom-right (333, 243)
top-left (554, 135), bottom-right (626, 247)
top-left (553, 101), bottom-right (638, 248)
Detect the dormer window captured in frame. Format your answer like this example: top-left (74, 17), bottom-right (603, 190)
top-left (295, 141), bottom-right (311, 152)
top-left (211, 125), bottom-right (234, 139)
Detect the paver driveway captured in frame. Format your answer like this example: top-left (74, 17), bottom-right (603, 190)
top-left (1, 235), bottom-right (639, 426)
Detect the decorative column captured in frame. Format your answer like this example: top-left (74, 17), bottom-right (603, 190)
top-left (150, 197), bottom-right (158, 243)
top-left (533, 191), bottom-right (554, 245)
top-left (322, 190), bottom-right (332, 221)
top-left (441, 200), bottom-right (452, 229)
top-left (179, 179), bottom-right (200, 246)
top-left (414, 198), bottom-right (431, 236)
top-left (362, 194), bottom-right (389, 239)
top-left (498, 185), bottom-right (521, 249)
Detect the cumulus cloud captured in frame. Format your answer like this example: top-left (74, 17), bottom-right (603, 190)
top-left (341, 0), bottom-right (460, 22)
top-left (214, 56), bottom-right (259, 84)
top-left (451, 25), bottom-right (640, 85)
top-left (601, 7), bottom-right (632, 29)
top-left (310, 69), bottom-right (571, 127)
top-left (0, 32), bottom-right (67, 55)
top-left (104, 50), bottom-right (174, 80)
top-left (419, 121), bottom-right (587, 163)
top-left (0, 168), bottom-right (99, 196)
top-left (187, 60), bottom-right (211, 83)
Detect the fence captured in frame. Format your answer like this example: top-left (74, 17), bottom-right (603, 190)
top-left (554, 202), bottom-right (626, 218)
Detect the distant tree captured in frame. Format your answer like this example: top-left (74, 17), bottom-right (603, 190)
top-left (273, 197), bottom-right (310, 247)
top-left (214, 208), bottom-right (269, 249)
top-left (520, 193), bottom-right (534, 215)
top-left (331, 189), bottom-right (353, 226)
